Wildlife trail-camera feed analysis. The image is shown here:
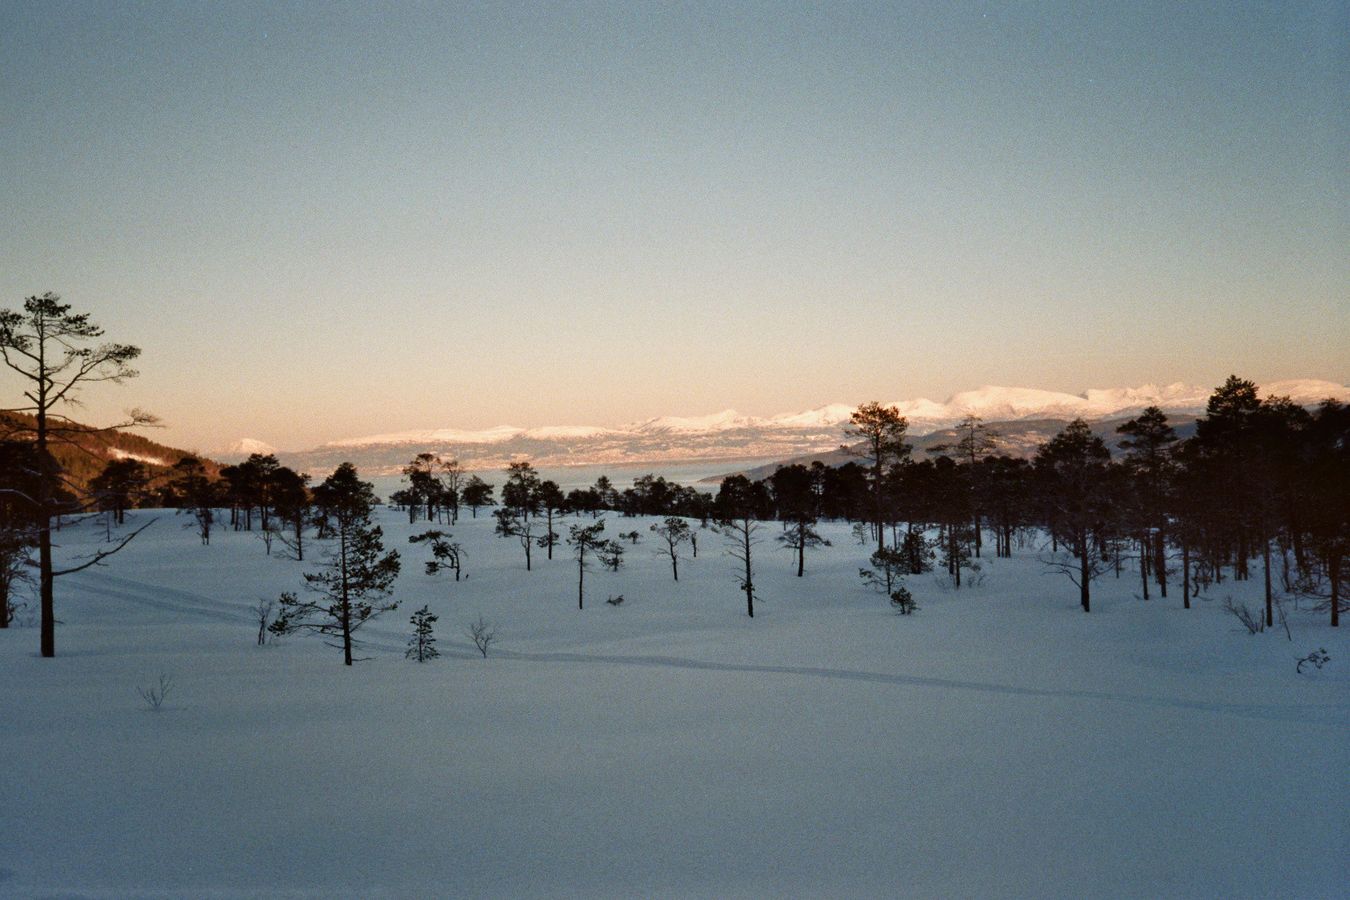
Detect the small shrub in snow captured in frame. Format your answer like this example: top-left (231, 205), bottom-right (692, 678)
top-left (467, 616), bottom-right (497, 658)
top-left (406, 605), bottom-right (439, 662)
top-left (851, 522), bottom-right (871, 546)
top-left (253, 597), bottom-right (274, 645)
top-left (599, 539), bottom-right (625, 573)
top-left (137, 673), bottom-right (172, 711)
top-left (1296, 649), bottom-right (1330, 674)
top-left (1222, 597), bottom-right (1265, 634)
top-left (889, 586), bottom-right (918, 615)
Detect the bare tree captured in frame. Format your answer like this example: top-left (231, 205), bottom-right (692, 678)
top-left (136, 673), bottom-right (172, 711)
top-left (467, 616), bottom-right (497, 657)
top-left (253, 597), bottom-right (274, 645)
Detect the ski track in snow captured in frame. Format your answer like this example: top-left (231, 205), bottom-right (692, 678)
top-left (66, 571), bottom-right (250, 625)
top-left (481, 647), bottom-right (1340, 725)
top-left (61, 572), bottom-right (1340, 726)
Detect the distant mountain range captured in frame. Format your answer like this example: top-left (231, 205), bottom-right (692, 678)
top-left (228, 379), bottom-right (1349, 478)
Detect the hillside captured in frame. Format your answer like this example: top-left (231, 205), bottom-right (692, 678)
top-left (0, 411), bottom-right (221, 493)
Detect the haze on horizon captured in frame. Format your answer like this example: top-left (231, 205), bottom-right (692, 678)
top-left (2, 2), bottom-right (1345, 453)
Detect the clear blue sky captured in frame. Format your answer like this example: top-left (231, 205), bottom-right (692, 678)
top-left (2, 1), bottom-right (1345, 450)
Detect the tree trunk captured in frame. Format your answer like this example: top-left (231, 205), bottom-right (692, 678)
top-left (1262, 533), bottom-right (1273, 628)
top-left (37, 365), bottom-right (55, 658)
top-left (874, 455), bottom-right (885, 558)
top-left (1182, 542), bottom-right (1191, 610)
top-left (951, 528), bottom-right (961, 588)
top-left (340, 528), bottom-right (352, 666)
top-left (1155, 529), bottom-right (1167, 597)
top-left (744, 528), bottom-right (754, 618)
top-left (1330, 548), bottom-right (1340, 627)
top-left (1140, 534), bottom-right (1150, 600)
top-left (1078, 531), bottom-right (1090, 613)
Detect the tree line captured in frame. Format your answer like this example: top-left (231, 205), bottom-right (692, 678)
top-left (2, 293), bottom-right (1344, 658)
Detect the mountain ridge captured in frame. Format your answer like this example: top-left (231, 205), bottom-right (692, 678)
top-left (236, 379), bottom-right (1348, 476)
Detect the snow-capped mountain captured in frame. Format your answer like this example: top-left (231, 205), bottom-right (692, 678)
top-left (219, 438), bottom-right (278, 460)
top-left (262, 379), bottom-right (1348, 475)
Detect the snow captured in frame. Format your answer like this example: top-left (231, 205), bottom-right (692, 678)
top-left (891, 396), bottom-right (952, 421)
top-left (2, 506), bottom-right (1345, 897)
top-left (222, 437), bottom-right (278, 458)
top-left (1081, 381), bottom-right (1210, 414)
top-left (521, 424), bottom-right (619, 440)
top-left (941, 385), bottom-right (1094, 421)
top-left (307, 381), bottom-right (1348, 462)
top-left (109, 447), bottom-right (171, 467)
top-left (1260, 379), bottom-right (1350, 404)
top-left (634, 409), bottom-right (760, 433)
top-left (766, 404), bottom-right (857, 428)
top-left (326, 424), bottom-right (527, 447)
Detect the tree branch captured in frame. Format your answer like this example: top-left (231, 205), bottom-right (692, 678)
top-left (52, 517), bottom-right (156, 576)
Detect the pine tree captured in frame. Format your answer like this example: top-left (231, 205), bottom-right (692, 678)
top-left (843, 401), bottom-right (911, 556)
top-left (714, 477), bottom-right (763, 617)
top-left (270, 463), bottom-right (401, 665)
top-left (410, 529), bottom-right (465, 583)
top-left (1117, 406), bottom-right (1178, 601)
top-left (1035, 419), bottom-right (1111, 612)
top-left (650, 516), bottom-right (691, 581)
top-left (493, 508), bottom-right (536, 570)
top-left (566, 520), bottom-right (607, 609)
top-left (0, 292), bottom-right (156, 657)
top-left (502, 461), bottom-right (541, 516)
top-left (461, 475), bottom-right (494, 518)
top-left (406, 605), bottom-right (439, 662)
top-left (928, 415), bottom-right (998, 556)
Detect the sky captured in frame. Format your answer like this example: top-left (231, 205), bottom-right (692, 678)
top-left (1, 1), bottom-right (1346, 452)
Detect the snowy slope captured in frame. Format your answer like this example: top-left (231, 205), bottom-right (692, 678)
top-left (1, 507), bottom-right (1345, 897)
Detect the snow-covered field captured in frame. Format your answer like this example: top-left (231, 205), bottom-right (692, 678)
top-left (2, 508), bottom-right (1346, 898)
